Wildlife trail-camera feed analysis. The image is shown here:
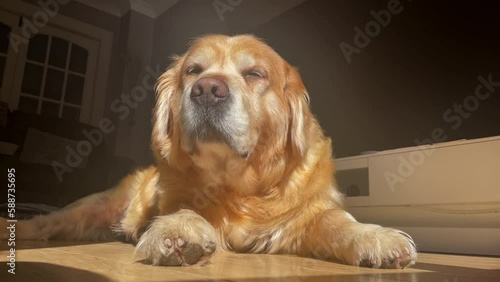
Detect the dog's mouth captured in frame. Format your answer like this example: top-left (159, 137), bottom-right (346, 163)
top-left (186, 128), bottom-right (249, 158)
top-left (180, 103), bottom-right (251, 158)
top-left (183, 127), bottom-right (250, 159)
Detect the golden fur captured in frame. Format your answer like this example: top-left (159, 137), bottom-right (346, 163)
top-left (1, 35), bottom-right (417, 268)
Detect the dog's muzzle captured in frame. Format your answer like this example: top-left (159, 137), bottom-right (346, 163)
top-left (183, 76), bottom-right (249, 157)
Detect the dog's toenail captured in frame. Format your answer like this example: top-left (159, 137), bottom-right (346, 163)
top-left (359, 259), bottom-right (375, 268)
top-left (164, 238), bottom-right (172, 248)
top-left (177, 238), bottom-right (185, 247)
top-left (205, 241), bottom-right (216, 252)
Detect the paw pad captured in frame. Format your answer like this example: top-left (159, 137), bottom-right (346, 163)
top-left (139, 235), bottom-right (216, 266)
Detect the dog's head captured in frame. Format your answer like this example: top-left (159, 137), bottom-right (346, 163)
top-left (153, 35), bottom-right (313, 168)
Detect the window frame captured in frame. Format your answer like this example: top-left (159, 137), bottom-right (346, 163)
top-left (11, 26), bottom-right (99, 122)
top-left (0, 10), bottom-right (20, 101)
top-left (0, 2), bottom-right (112, 126)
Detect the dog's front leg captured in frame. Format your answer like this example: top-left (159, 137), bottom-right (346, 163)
top-left (136, 209), bottom-right (217, 266)
top-left (302, 209), bottom-right (417, 269)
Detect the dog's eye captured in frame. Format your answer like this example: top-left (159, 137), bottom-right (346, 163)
top-left (245, 70), bottom-right (264, 78)
top-left (186, 66), bottom-right (203, 75)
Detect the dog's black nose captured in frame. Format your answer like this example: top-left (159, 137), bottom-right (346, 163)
top-left (190, 77), bottom-right (229, 105)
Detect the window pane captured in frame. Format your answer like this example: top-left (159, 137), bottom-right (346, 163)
top-left (65, 74), bottom-right (84, 105)
top-left (62, 106), bottom-right (80, 121)
top-left (0, 22), bottom-right (12, 54)
top-left (69, 44), bottom-right (88, 74)
top-left (48, 37), bottom-right (68, 68)
top-left (0, 56), bottom-right (5, 88)
top-left (40, 101), bottom-right (60, 117)
top-left (27, 34), bottom-right (49, 63)
top-left (21, 63), bottom-right (44, 96)
top-left (18, 96), bottom-right (39, 114)
top-left (43, 69), bottom-right (64, 100)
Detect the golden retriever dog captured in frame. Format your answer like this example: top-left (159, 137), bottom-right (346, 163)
top-left (1, 34), bottom-right (417, 268)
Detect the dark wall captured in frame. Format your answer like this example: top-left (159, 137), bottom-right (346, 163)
top-left (252, 0), bottom-right (500, 157)
top-left (151, 0), bottom-right (305, 70)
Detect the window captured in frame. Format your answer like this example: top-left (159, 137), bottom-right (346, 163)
top-left (0, 10), bottom-right (18, 101)
top-left (0, 22), bottom-right (11, 90)
top-left (17, 34), bottom-right (89, 121)
top-left (0, 5), bottom-right (112, 126)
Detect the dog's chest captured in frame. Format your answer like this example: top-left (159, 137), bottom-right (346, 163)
top-left (225, 221), bottom-right (286, 253)
top-left (188, 143), bottom-right (298, 253)
top-left (190, 142), bottom-right (246, 185)
top-left (218, 205), bottom-right (301, 254)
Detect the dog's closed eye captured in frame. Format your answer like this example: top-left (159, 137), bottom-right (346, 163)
top-left (243, 69), bottom-right (266, 79)
top-left (186, 65), bottom-right (203, 75)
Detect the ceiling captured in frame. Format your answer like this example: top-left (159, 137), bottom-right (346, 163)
top-left (74, 0), bottom-right (308, 21)
top-left (74, 0), bottom-right (180, 18)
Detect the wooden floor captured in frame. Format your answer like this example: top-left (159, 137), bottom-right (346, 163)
top-left (0, 241), bottom-right (499, 282)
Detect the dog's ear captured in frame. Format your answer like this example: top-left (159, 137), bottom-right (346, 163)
top-left (284, 64), bottom-right (311, 157)
top-left (152, 56), bottom-right (183, 162)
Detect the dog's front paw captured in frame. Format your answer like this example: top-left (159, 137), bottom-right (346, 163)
top-left (136, 210), bottom-right (217, 266)
top-left (349, 226), bottom-right (417, 269)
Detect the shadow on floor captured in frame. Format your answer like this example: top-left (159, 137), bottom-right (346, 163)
top-left (0, 240), bottom-right (131, 251)
top-left (0, 262), bottom-right (113, 282)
